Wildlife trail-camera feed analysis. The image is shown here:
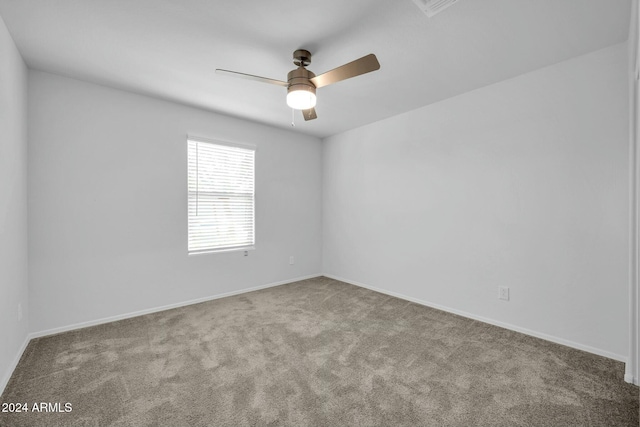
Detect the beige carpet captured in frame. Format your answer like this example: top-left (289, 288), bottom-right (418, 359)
top-left (0, 276), bottom-right (637, 426)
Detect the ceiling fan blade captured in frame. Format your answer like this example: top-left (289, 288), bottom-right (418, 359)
top-left (310, 54), bottom-right (380, 89)
top-left (302, 108), bottom-right (317, 121)
top-left (215, 69), bottom-right (288, 87)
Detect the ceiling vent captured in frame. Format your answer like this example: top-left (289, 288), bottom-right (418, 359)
top-left (411, 0), bottom-right (459, 18)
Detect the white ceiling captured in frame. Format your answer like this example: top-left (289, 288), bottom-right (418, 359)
top-left (0, 0), bottom-right (631, 138)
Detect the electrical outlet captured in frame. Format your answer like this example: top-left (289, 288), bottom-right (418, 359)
top-left (244, 251), bottom-right (248, 257)
top-left (498, 286), bottom-right (509, 301)
top-left (289, 256), bottom-right (294, 265)
top-left (17, 303), bottom-right (22, 321)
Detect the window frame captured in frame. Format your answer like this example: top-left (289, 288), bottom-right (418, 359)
top-left (187, 135), bottom-right (256, 255)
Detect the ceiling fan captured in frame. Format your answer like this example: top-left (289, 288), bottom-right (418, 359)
top-left (216, 49), bottom-right (380, 121)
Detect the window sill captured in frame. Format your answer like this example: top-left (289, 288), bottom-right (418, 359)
top-left (188, 246), bottom-right (255, 256)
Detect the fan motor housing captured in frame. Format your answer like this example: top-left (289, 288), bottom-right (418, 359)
top-left (287, 66), bottom-right (316, 96)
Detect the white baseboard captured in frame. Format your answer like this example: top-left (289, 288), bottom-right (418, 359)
top-left (6, 272), bottom-right (631, 394)
top-left (323, 274), bottom-right (628, 364)
top-left (624, 373), bottom-right (638, 384)
top-left (0, 334), bottom-right (31, 397)
top-left (30, 274), bottom-right (322, 339)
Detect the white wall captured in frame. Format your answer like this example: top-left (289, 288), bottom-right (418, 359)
top-left (323, 43), bottom-right (630, 360)
top-left (0, 15), bottom-right (28, 391)
top-left (28, 71), bottom-right (322, 333)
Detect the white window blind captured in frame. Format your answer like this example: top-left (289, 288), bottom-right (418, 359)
top-left (188, 138), bottom-right (255, 254)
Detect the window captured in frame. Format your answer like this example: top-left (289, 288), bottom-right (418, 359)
top-left (187, 137), bottom-right (255, 254)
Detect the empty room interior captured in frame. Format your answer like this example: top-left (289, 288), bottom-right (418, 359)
top-left (1, 0), bottom-right (640, 426)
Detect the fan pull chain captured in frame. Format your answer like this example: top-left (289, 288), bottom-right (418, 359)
top-left (291, 108), bottom-right (296, 127)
